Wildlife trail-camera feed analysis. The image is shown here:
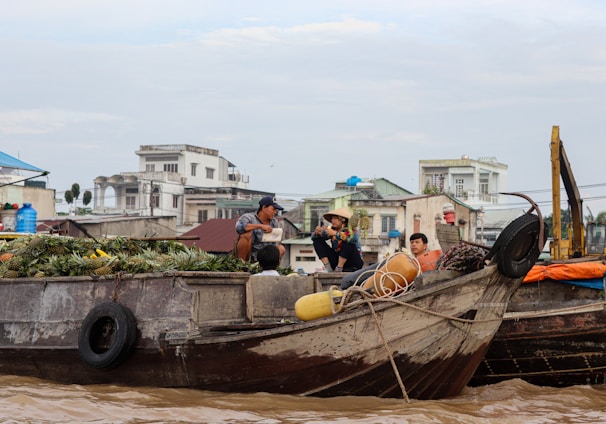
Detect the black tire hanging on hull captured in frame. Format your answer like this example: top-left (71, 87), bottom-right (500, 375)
top-left (494, 213), bottom-right (546, 278)
top-left (78, 302), bottom-right (138, 370)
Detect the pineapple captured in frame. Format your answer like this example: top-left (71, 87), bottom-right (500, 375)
top-left (45, 237), bottom-right (67, 256)
top-left (46, 255), bottom-right (71, 276)
top-left (6, 256), bottom-right (22, 271)
top-left (0, 269), bottom-right (20, 279)
top-left (92, 256), bottom-right (118, 276)
top-left (87, 257), bottom-right (106, 270)
top-left (93, 265), bottom-right (113, 276)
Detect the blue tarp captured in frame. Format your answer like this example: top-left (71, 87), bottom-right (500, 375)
top-left (558, 278), bottom-right (605, 290)
top-left (0, 151), bottom-right (44, 172)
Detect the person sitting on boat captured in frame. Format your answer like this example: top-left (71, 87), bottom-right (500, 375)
top-left (253, 244), bottom-right (281, 276)
top-left (312, 207), bottom-right (364, 273)
top-left (409, 232), bottom-right (442, 272)
top-left (235, 196), bottom-right (285, 262)
top-left (339, 233), bottom-right (442, 289)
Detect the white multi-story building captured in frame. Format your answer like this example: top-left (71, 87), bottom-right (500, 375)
top-left (93, 144), bottom-right (253, 225)
top-left (418, 155), bottom-right (509, 207)
top-left (419, 156), bottom-right (521, 245)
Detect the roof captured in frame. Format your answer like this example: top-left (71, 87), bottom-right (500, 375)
top-left (180, 218), bottom-right (238, 253)
top-left (0, 151), bottom-right (45, 172)
top-left (303, 189), bottom-right (369, 201)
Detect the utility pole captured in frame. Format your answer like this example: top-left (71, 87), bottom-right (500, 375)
top-left (149, 180), bottom-right (154, 216)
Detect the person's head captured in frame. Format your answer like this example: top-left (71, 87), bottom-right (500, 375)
top-left (409, 233), bottom-right (428, 256)
top-left (257, 244), bottom-right (280, 271)
top-left (323, 207), bottom-right (351, 230)
top-left (257, 196), bottom-right (283, 217)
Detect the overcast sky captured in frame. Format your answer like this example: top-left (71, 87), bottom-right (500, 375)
top-left (1, 1), bottom-right (605, 215)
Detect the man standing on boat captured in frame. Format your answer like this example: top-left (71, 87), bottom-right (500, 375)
top-left (312, 207), bottom-right (364, 272)
top-left (235, 196), bottom-right (285, 262)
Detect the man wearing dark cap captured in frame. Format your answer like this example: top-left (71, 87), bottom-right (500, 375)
top-left (235, 195), bottom-right (285, 262)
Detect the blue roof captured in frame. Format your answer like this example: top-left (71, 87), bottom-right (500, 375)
top-left (0, 151), bottom-right (44, 172)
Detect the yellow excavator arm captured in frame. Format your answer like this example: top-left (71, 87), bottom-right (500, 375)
top-left (550, 126), bottom-right (585, 259)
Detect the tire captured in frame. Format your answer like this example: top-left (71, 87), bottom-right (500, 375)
top-left (78, 302), bottom-right (138, 370)
top-left (494, 214), bottom-right (546, 278)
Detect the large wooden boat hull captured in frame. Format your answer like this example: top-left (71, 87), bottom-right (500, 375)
top-left (470, 276), bottom-right (606, 387)
top-left (0, 265), bottom-right (522, 400)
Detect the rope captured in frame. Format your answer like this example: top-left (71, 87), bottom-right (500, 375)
top-left (341, 286), bottom-right (505, 324)
top-left (111, 271), bottom-right (125, 303)
top-left (348, 251), bottom-right (419, 299)
top-left (367, 299), bottom-right (410, 402)
top-left (328, 285), bottom-right (343, 315)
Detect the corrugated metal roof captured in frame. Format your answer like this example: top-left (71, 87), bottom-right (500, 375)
top-left (0, 151), bottom-right (44, 172)
top-left (180, 218), bottom-right (238, 253)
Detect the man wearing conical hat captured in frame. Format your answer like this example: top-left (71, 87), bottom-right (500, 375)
top-left (312, 207), bottom-right (364, 272)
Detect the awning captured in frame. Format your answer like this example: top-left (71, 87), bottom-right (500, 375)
top-left (0, 151), bottom-right (44, 172)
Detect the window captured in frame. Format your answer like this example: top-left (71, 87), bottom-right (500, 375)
top-left (206, 167), bottom-right (215, 179)
top-left (164, 163), bottom-right (178, 173)
top-left (425, 173), bottom-right (445, 193)
top-left (172, 195), bottom-right (179, 209)
top-left (146, 164), bottom-right (155, 172)
top-left (198, 210), bottom-right (208, 223)
top-left (125, 196), bottom-right (136, 210)
top-left (151, 187), bottom-right (160, 208)
top-left (479, 175), bottom-right (489, 194)
top-left (381, 215), bottom-right (396, 235)
top-left (455, 178), bottom-right (464, 197)
top-left (310, 205), bottom-right (329, 230)
top-left (296, 256), bottom-right (318, 262)
top-left (191, 163), bottom-right (197, 177)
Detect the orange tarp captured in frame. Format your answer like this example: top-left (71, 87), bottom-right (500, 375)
top-left (523, 261), bottom-right (606, 283)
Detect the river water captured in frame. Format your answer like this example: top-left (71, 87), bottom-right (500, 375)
top-left (0, 376), bottom-right (604, 423)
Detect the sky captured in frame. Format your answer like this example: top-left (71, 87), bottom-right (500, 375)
top-left (1, 1), bottom-right (606, 216)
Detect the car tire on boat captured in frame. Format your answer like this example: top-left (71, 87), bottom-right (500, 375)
top-left (78, 302), bottom-right (138, 370)
top-left (494, 213), bottom-right (545, 278)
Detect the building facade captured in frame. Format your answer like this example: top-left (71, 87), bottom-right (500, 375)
top-left (419, 156), bottom-right (509, 207)
top-left (418, 156), bottom-right (520, 245)
top-left (93, 144), bottom-right (273, 226)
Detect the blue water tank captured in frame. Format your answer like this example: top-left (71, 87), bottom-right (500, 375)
top-left (388, 229), bottom-right (401, 238)
top-left (16, 203), bottom-right (37, 233)
top-left (346, 176), bottom-right (362, 187)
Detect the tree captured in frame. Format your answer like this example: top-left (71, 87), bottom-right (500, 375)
top-left (65, 183), bottom-right (85, 215)
top-left (82, 190), bottom-right (92, 207)
top-left (64, 190), bottom-right (74, 205)
top-left (71, 183), bottom-right (80, 202)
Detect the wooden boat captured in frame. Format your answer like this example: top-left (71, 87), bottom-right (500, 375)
top-left (0, 213), bottom-right (544, 400)
top-left (470, 257), bottom-right (606, 388)
top-left (470, 127), bottom-right (606, 388)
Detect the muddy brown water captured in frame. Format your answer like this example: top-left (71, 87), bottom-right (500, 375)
top-left (0, 375), bottom-right (605, 423)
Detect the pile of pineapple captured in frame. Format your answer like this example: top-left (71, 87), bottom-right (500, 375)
top-left (0, 234), bottom-right (263, 279)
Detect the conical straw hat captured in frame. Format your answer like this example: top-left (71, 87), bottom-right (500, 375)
top-left (323, 207), bottom-right (352, 221)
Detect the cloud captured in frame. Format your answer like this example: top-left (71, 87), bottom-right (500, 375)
top-left (0, 109), bottom-right (124, 135)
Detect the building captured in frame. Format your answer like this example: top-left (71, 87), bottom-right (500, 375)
top-left (0, 151), bottom-right (55, 220)
top-left (419, 155), bottom-right (509, 207)
top-left (93, 144), bottom-right (275, 229)
top-left (286, 176), bottom-right (478, 273)
top-left (419, 155), bottom-right (521, 245)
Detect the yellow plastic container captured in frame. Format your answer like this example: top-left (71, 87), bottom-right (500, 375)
top-left (295, 288), bottom-right (343, 321)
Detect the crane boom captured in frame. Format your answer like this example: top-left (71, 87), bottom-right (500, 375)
top-left (550, 126), bottom-right (584, 259)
